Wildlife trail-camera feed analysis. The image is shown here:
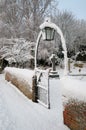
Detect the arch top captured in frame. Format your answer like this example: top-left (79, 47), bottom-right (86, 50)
top-left (40, 21), bottom-right (58, 30)
top-left (40, 20), bottom-right (67, 51)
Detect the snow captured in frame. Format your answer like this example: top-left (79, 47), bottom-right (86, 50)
top-left (61, 76), bottom-right (86, 102)
top-left (40, 20), bottom-right (58, 30)
top-left (69, 62), bottom-right (86, 75)
top-left (0, 38), bottom-right (35, 64)
top-left (6, 57), bottom-right (16, 64)
top-left (5, 67), bottom-right (35, 90)
top-left (0, 73), bottom-right (69, 130)
top-left (3, 66), bottom-right (86, 130)
top-left (5, 66), bottom-right (86, 102)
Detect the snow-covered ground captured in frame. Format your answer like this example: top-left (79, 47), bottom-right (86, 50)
top-left (1, 64), bottom-right (86, 130)
top-left (69, 62), bottom-right (86, 75)
top-left (0, 74), bottom-right (69, 130)
top-left (57, 65), bottom-right (86, 102)
top-left (61, 76), bottom-right (86, 102)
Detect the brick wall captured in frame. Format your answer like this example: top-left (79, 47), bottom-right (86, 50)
top-left (63, 99), bottom-right (86, 130)
top-left (5, 72), bottom-right (32, 99)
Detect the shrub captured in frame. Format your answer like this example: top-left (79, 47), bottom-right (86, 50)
top-left (74, 63), bottom-right (83, 68)
top-left (76, 51), bottom-right (86, 61)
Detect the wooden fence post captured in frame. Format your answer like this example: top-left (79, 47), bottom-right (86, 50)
top-left (32, 75), bottom-right (38, 102)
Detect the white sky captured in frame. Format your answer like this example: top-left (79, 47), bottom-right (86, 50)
top-left (58, 0), bottom-right (86, 20)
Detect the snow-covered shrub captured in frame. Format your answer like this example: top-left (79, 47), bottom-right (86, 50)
top-left (75, 51), bottom-right (86, 61)
top-left (57, 51), bottom-right (64, 59)
top-left (67, 50), bottom-right (75, 58)
top-left (0, 58), bottom-right (9, 72)
top-left (0, 38), bottom-right (35, 69)
top-left (38, 48), bottom-right (49, 61)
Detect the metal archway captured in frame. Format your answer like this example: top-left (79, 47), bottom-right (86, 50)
top-left (35, 20), bottom-right (68, 75)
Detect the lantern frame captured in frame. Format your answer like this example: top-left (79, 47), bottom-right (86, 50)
top-left (42, 27), bottom-right (55, 41)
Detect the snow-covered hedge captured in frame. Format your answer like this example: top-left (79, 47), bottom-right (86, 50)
top-left (75, 51), bottom-right (86, 61)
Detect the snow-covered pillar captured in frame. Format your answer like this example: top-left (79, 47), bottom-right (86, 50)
top-left (49, 78), bottom-right (64, 125)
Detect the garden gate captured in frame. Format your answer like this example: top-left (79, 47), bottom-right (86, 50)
top-left (35, 69), bottom-right (50, 109)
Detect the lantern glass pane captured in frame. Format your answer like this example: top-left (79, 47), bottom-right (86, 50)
top-left (51, 29), bottom-right (55, 40)
top-left (46, 28), bottom-right (51, 40)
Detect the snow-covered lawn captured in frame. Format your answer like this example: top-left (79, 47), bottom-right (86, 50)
top-left (69, 62), bottom-right (86, 75)
top-left (61, 76), bottom-right (86, 102)
top-left (0, 74), bottom-right (69, 130)
top-left (60, 62), bottom-right (86, 102)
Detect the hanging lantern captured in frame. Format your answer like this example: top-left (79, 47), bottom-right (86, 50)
top-left (42, 27), bottom-right (55, 41)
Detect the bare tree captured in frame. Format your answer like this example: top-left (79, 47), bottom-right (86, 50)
top-left (53, 11), bottom-right (81, 55)
top-left (0, 0), bottom-right (58, 41)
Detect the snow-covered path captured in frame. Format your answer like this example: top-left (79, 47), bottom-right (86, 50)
top-left (0, 74), bottom-right (69, 130)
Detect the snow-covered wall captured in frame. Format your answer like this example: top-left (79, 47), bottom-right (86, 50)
top-left (5, 67), bottom-right (35, 99)
top-left (63, 99), bottom-right (86, 130)
top-left (61, 76), bottom-right (86, 130)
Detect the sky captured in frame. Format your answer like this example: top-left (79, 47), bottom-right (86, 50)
top-left (58, 0), bottom-right (86, 20)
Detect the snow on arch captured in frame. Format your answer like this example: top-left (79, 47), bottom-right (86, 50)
top-left (35, 19), bottom-right (68, 75)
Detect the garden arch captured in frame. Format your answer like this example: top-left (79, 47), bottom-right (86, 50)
top-left (35, 19), bottom-right (68, 75)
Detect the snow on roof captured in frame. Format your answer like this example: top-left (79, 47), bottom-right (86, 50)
top-left (61, 76), bottom-right (86, 102)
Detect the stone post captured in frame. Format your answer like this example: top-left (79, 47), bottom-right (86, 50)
top-left (68, 58), bottom-right (71, 73)
top-left (49, 54), bottom-right (59, 78)
top-left (32, 75), bottom-right (38, 102)
top-left (51, 54), bottom-right (56, 71)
